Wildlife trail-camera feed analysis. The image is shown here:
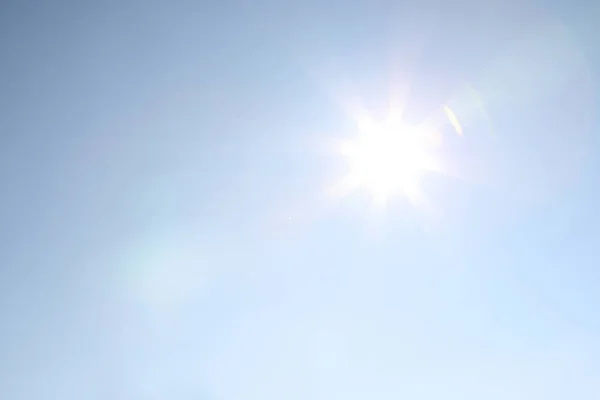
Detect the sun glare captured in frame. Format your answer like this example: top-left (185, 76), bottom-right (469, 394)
top-left (335, 114), bottom-right (441, 206)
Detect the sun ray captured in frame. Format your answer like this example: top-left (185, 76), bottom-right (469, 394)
top-left (333, 110), bottom-right (444, 208)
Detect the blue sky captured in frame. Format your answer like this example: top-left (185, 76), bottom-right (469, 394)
top-left (1, 0), bottom-right (600, 398)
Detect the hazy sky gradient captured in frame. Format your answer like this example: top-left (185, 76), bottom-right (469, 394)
top-left (2, 0), bottom-right (600, 398)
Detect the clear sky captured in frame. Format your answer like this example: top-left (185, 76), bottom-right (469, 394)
top-left (1, 0), bottom-right (600, 399)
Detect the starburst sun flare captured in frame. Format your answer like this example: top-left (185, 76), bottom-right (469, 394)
top-left (333, 111), bottom-right (446, 207)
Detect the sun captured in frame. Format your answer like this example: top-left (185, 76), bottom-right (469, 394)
top-left (334, 113), bottom-right (442, 206)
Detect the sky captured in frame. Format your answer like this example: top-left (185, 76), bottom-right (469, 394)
top-left (1, 0), bottom-right (600, 399)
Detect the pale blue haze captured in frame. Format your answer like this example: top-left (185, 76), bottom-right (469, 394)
top-left (1, 0), bottom-right (600, 399)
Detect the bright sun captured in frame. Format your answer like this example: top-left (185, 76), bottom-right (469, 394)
top-left (335, 113), bottom-right (442, 206)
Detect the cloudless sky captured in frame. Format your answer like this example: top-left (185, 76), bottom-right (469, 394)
top-left (2, 0), bottom-right (600, 398)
